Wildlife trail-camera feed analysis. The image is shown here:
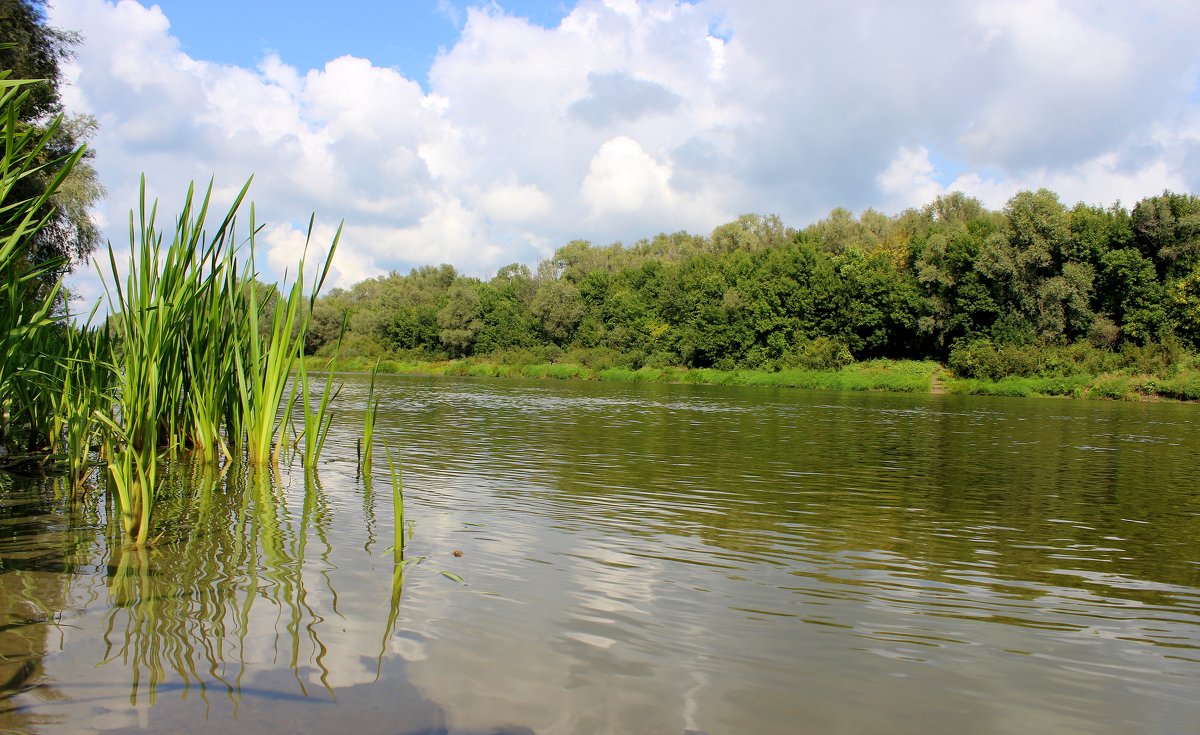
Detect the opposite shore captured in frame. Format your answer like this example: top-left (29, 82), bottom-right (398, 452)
top-left (309, 356), bottom-right (1200, 402)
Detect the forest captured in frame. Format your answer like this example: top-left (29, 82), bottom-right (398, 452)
top-left (303, 189), bottom-right (1200, 387)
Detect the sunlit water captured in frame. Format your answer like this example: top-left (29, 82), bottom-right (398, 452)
top-left (2, 376), bottom-right (1198, 734)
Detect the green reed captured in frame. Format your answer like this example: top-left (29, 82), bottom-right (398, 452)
top-left (386, 445), bottom-right (404, 561)
top-left (359, 357), bottom-right (381, 475)
top-left (95, 181), bottom-right (340, 543)
top-left (297, 319), bottom-right (344, 470)
top-left (98, 178), bottom-right (248, 543)
top-left (2, 71), bottom-right (347, 546)
top-left (235, 213), bottom-right (341, 467)
top-left (376, 444), bottom-right (409, 678)
top-left (57, 312), bottom-right (113, 489)
top-left (0, 75), bottom-right (82, 458)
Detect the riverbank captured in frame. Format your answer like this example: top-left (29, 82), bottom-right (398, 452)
top-left (309, 356), bottom-right (1200, 402)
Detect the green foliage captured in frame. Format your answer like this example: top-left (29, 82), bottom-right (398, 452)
top-left (0, 73), bottom-right (83, 457)
top-left (597, 367), bottom-right (661, 382)
top-left (1131, 191), bottom-right (1200, 279)
top-left (0, 1), bottom-right (74, 120)
top-left (947, 339), bottom-right (1136, 380)
top-left (437, 279), bottom-right (482, 356)
top-left (522, 363), bottom-right (589, 380)
top-left (0, 2), bottom-right (103, 281)
top-left (296, 189), bottom-right (1200, 397)
top-left (788, 336), bottom-right (854, 370)
top-left (1099, 248), bottom-right (1167, 342)
top-left (1168, 263), bottom-right (1200, 345)
top-left (1132, 370), bottom-right (1200, 401)
top-left (532, 278), bottom-right (585, 344)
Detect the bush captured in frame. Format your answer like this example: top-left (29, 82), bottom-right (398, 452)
top-left (522, 363), bottom-right (589, 380)
top-left (598, 367), bottom-right (661, 382)
top-left (789, 337), bottom-right (854, 371)
top-left (326, 332), bottom-right (386, 359)
top-left (561, 347), bottom-right (625, 370)
top-left (948, 340), bottom-right (1040, 379)
top-left (1132, 370), bottom-right (1200, 400)
top-left (948, 339), bottom-right (1122, 380)
top-left (1088, 375), bottom-right (1131, 400)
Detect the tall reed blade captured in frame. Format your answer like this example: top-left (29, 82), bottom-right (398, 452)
top-left (235, 212), bottom-right (341, 467)
top-left (360, 357), bottom-right (381, 474)
top-left (385, 446), bottom-right (404, 562)
top-left (298, 319), bottom-right (344, 469)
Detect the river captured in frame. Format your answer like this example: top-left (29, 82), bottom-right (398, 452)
top-left (1, 375), bottom-right (1198, 734)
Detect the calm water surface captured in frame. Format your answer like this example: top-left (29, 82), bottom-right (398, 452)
top-left (1, 376), bottom-right (1198, 734)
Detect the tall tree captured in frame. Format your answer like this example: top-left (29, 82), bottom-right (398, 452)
top-left (1131, 191), bottom-right (1200, 280)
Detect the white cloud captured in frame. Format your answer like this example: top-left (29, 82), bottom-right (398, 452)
top-left (877, 144), bottom-right (1189, 213)
top-left (953, 156), bottom-right (1188, 211)
top-left (875, 146), bottom-right (944, 213)
top-left (436, 0), bottom-right (464, 29)
top-left (581, 136), bottom-right (673, 216)
top-left (348, 194), bottom-right (503, 271)
top-left (479, 183), bottom-right (554, 223)
top-left (45, 0), bottom-right (1200, 300)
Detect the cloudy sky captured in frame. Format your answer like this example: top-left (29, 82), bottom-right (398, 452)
top-left (46, 0), bottom-right (1200, 299)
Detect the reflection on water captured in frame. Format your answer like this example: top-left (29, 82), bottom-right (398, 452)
top-left (1, 376), bottom-right (1199, 734)
top-left (0, 462), bottom-right (420, 734)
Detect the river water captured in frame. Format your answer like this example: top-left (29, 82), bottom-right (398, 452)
top-left (1, 376), bottom-right (1198, 734)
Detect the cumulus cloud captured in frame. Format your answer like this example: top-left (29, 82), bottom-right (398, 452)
top-left (875, 146), bottom-right (944, 213)
top-left (47, 0), bottom-right (1200, 301)
top-left (878, 144), bottom-right (1190, 213)
top-left (479, 183), bottom-right (555, 223)
top-left (581, 136), bottom-right (674, 216)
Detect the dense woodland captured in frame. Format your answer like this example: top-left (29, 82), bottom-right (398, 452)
top-left (304, 190), bottom-right (1200, 380)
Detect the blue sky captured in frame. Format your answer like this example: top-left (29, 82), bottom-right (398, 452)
top-left (45, 0), bottom-right (1200, 305)
top-left (151, 1), bottom-right (570, 83)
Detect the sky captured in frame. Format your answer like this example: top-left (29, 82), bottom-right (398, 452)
top-left (43, 0), bottom-right (1200, 305)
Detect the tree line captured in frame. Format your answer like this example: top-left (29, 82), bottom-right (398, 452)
top-left (305, 190), bottom-right (1200, 378)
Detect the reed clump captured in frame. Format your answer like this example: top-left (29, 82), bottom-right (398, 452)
top-left (94, 183), bottom-right (341, 543)
top-left (1, 73), bottom-right (344, 544)
top-left (0, 74), bottom-right (84, 464)
top-left (2, 68), bottom-right (406, 555)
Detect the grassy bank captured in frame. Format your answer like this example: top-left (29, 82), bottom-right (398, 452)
top-left (942, 371), bottom-right (1200, 401)
top-left (313, 355), bottom-right (1200, 402)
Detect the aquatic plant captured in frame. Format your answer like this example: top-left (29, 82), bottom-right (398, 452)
top-left (55, 312), bottom-right (113, 488)
top-left (360, 357), bottom-right (381, 474)
top-left (236, 213), bottom-right (341, 467)
top-left (0, 75), bottom-right (82, 458)
top-left (386, 445), bottom-right (404, 561)
top-left (1, 71), bottom-right (355, 547)
top-left (297, 317), bottom-right (345, 470)
top-left (97, 178), bottom-right (249, 543)
top-left (92, 181), bottom-right (341, 543)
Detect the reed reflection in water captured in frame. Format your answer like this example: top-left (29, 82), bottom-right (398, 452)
top-left (0, 456), bottom-right (428, 734)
